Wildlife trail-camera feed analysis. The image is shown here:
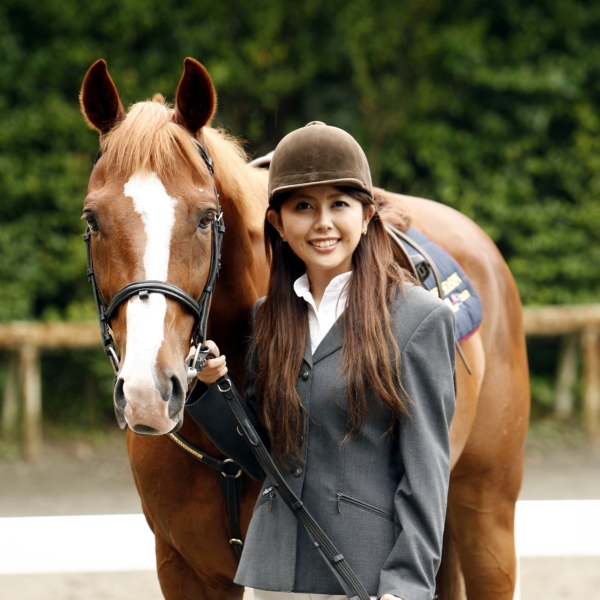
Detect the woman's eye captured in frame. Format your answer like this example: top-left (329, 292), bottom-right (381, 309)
top-left (294, 202), bottom-right (313, 210)
top-left (332, 200), bottom-right (349, 208)
top-left (84, 213), bottom-right (99, 232)
top-left (198, 211), bottom-right (215, 229)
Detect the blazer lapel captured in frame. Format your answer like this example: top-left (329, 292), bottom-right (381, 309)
top-left (302, 332), bottom-right (312, 369)
top-left (312, 317), bottom-right (344, 364)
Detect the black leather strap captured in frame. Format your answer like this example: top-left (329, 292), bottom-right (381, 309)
top-left (105, 280), bottom-right (202, 323)
top-left (167, 432), bottom-right (245, 560)
top-left (216, 376), bottom-right (369, 600)
top-left (218, 460), bottom-right (245, 560)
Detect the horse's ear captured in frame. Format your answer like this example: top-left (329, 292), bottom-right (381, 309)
top-left (174, 58), bottom-right (217, 133)
top-left (80, 59), bottom-right (125, 134)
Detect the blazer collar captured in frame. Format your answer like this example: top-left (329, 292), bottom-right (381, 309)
top-left (302, 316), bottom-right (345, 368)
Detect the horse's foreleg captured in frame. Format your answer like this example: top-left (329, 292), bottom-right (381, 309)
top-left (155, 534), bottom-right (244, 600)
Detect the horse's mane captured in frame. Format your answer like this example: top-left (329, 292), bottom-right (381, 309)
top-left (203, 127), bottom-right (267, 234)
top-left (100, 95), bottom-right (267, 234)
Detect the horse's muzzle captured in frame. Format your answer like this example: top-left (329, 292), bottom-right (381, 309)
top-left (114, 373), bottom-right (186, 435)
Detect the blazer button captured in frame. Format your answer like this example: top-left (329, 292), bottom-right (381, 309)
top-left (301, 371), bottom-right (309, 380)
top-left (293, 467), bottom-right (303, 477)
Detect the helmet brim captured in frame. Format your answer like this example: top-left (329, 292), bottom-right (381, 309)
top-left (269, 178), bottom-right (372, 206)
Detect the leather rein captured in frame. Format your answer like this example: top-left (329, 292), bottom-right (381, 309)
top-left (85, 137), bottom-right (246, 559)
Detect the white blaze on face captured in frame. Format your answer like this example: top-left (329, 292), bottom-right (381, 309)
top-left (126, 173), bottom-right (177, 281)
top-left (119, 173), bottom-right (177, 416)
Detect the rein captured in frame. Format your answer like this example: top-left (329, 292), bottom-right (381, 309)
top-left (85, 136), bottom-right (246, 560)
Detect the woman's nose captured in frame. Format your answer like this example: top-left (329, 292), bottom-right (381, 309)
top-left (313, 208), bottom-right (333, 230)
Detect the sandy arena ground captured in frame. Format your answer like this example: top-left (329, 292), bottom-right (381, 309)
top-left (1, 428), bottom-right (599, 600)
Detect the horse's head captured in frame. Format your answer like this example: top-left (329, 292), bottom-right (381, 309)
top-left (80, 58), bottom-right (219, 435)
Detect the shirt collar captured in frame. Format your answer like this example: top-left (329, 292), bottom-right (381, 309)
top-left (293, 271), bottom-right (352, 305)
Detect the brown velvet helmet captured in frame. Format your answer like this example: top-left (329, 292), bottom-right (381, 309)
top-left (268, 121), bottom-right (373, 205)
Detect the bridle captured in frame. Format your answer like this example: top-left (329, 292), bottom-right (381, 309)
top-left (84, 137), bottom-right (225, 381)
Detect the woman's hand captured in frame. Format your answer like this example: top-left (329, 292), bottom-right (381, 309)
top-left (380, 595), bottom-right (402, 600)
top-left (190, 340), bottom-right (228, 385)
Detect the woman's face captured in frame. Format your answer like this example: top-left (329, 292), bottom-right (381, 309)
top-left (268, 185), bottom-right (375, 281)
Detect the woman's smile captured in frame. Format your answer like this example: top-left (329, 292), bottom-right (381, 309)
top-left (309, 237), bottom-right (340, 250)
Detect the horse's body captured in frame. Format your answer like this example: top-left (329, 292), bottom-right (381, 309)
top-left (80, 58), bottom-right (529, 600)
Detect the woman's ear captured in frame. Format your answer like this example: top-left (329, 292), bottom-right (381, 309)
top-left (267, 208), bottom-right (286, 239)
top-left (363, 204), bottom-right (377, 228)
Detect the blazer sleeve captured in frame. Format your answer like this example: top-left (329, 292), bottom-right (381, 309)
top-left (184, 311), bottom-right (268, 482)
top-left (377, 303), bottom-right (456, 600)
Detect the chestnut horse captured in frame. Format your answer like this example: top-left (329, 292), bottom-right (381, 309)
top-left (80, 58), bottom-right (529, 600)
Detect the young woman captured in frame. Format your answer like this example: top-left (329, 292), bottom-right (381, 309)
top-left (186, 122), bottom-right (456, 600)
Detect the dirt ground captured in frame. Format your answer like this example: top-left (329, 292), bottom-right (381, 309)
top-left (1, 426), bottom-right (599, 600)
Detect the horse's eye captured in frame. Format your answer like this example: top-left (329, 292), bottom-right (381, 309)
top-left (84, 212), bottom-right (99, 232)
top-left (198, 211), bottom-right (215, 230)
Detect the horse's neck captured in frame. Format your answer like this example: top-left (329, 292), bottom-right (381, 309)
top-left (207, 185), bottom-right (269, 390)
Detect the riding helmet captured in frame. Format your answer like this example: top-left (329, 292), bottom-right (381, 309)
top-left (268, 121), bottom-right (373, 205)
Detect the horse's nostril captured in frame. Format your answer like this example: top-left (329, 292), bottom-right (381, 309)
top-left (114, 378), bottom-right (127, 412)
top-left (168, 376), bottom-right (185, 420)
top-left (131, 424), bottom-right (160, 435)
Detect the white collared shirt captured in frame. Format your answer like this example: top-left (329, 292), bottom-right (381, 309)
top-left (293, 271), bottom-right (352, 354)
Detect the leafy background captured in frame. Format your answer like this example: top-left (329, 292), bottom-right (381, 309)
top-left (1, 0), bottom-right (598, 428)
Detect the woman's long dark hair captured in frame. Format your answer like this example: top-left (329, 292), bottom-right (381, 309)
top-left (253, 187), bottom-right (417, 465)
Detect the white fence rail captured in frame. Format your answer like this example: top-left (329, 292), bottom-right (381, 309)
top-left (0, 514), bottom-right (155, 574)
top-left (515, 499), bottom-right (600, 557)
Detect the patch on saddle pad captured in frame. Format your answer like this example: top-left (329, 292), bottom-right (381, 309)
top-left (400, 227), bottom-right (483, 342)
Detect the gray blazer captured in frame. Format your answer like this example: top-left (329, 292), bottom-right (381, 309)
top-left (186, 284), bottom-right (455, 600)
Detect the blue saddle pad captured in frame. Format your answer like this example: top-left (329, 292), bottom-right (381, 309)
top-left (400, 227), bottom-right (483, 342)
